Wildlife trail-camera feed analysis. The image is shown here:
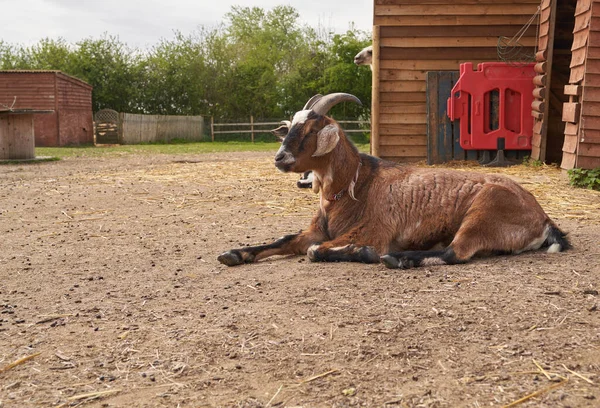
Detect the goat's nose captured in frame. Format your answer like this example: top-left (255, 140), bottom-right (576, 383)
top-left (274, 151), bottom-right (286, 162)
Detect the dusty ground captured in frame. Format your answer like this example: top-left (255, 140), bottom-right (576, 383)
top-left (0, 150), bottom-right (599, 408)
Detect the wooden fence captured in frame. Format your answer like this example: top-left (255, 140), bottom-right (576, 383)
top-left (120, 113), bottom-right (205, 144)
top-left (211, 116), bottom-right (370, 141)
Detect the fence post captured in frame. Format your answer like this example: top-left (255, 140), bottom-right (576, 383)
top-left (211, 116), bottom-right (214, 142)
top-left (250, 115), bottom-right (254, 143)
top-left (118, 112), bottom-right (124, 144)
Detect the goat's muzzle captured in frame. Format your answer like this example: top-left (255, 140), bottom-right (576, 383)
top-left (274, 148), bottom-right (296, 172)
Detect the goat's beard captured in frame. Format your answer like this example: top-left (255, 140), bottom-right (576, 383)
top-left (274, 162), bottom-right (295, 173)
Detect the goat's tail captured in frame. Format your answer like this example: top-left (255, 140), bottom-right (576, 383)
top-left (543, 224), bottom-right (571, 253)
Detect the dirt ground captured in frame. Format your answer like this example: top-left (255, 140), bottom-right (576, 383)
top-left (0, 150), bottom-right (599, 408)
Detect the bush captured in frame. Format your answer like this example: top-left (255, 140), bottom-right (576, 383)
top-left (567, 167), bottom-right (600, 190)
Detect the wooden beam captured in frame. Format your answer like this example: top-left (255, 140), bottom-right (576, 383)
top-left (532, 100), bottom-right (545, 112)
top-left (379, 145), bottom-right (427, 157)
top-left (379, 124), bottom-right (427, 136)
top-left (380, 92), bottom-right (426, 102)
top-left (380, 81), bottom-right (426, 93)
top-left (533, 87), bottom-right (546, 100)
top-left (538, 0), bottom-right (558, 162)
top-left (533, 75), bottom-right (547, 87)
top-left (534, 62), bottom-right (547, 74)
top-left (565, 122), bottom-right (579, 136)
top-left (380, 24), bottom-right (537, 38)
top-left (535, 49), bottom-right (548, 62)
top-left (381, 47), bottom-right (503, 60)
top-left (380, 36), bottom-right (537, 48)
top-left (375, 4), bottom-right (538, 16)
top-left (562, 102), bottom-right (581, 123)
top-left (372, 25), bottom-right (381, 157)
top-left (532, 110), bottom-right (543, 120)
top-left (564, 84), bottom-right (582, 96)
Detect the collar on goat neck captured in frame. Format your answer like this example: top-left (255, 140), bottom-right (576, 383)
top-left (322, 160), bottom-right (362, 202)
top-left (313, 133), bottom-right (362, 206)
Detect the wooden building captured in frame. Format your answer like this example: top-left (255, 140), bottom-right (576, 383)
top-left (531, 0), bottom-right (600, 169)
top-left (371, 0), bottom-right (540, 162)
top-left (0, 70), bottom-right (93, 147)
top-left (371, 0), bottom-right (600, 169)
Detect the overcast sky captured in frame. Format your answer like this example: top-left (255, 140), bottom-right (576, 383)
top-left (1, 0), bottom-right (372, 49)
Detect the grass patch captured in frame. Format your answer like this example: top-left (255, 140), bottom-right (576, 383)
top-left (0, 156), bottom-right (60, 165)
top-left (36, 141), bottom-right (281, 159)
top-left (36, 141), bottom-right (370, 159)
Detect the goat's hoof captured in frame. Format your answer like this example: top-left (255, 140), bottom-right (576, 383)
top-left (381, 255), bottom-right (415, 269)
top-left (217, 250), bottom-right (244, 266)
top-left (359, 246), bottom-right (380, 263)
top-left (296, 181), bottom-right (313, 189)
top-left (307, 244), bottom-right (322, 262)
top-left (380, 255), bottom-right (400, 269)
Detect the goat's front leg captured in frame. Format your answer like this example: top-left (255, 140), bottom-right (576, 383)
top-left (217, 228), bottom-right (326, 267)
top-left (307, 231), bottom-right (381, 264)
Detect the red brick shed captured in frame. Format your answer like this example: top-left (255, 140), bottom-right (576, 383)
top-left (0, 70), bottom-right (93, 146)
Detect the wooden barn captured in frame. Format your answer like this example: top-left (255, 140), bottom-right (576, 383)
top-left (0, 70), bottom-right (93, 147)
top-left (371, 0), bottom-right (600, 169)
top-left (531, 0), bottom-right (600, 169)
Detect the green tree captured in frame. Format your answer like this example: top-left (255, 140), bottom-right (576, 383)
top-left (26, 38), bottom-right (73, 70)
top-left (69, 35), bottom-right (142, 112)
top-left (319, 31), bottom-right (372, 119)
top-left (0, 6), bottom-right (372, 124)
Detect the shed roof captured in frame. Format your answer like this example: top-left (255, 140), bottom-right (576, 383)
top-left (0, 70), bottom-right (92, 90)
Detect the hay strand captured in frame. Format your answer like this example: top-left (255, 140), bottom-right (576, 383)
top-left (0, 352), bottom-right (42, 374)
top-left (501, 379), bottom-right (568, 408)
top-left (36, 314), bottom-right (75, 324)
top-left (562, 364), bottom-right (594, 384)
top-left (66, 389), bottom-right (121, 401)
top-left (532, 359), bottom-right (552, 380)
top-left (265, 384), bottom-right (283, 407)
top-left (298, 369), bottom-right (339, 385)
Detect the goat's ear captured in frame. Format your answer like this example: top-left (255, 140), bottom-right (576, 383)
top-left (312, 124), bottom-right (340, 157)
top-left (271, 125), bottom-right (289, 142)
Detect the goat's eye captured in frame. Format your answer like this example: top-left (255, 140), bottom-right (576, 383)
top-left (368, 50), bottom-right (372, 55)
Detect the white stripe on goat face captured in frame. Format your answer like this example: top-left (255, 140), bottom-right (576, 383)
top-left (291, 110), bottom-right (312, 127)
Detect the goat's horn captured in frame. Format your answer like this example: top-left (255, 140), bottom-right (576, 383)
top-left (311, 93), bottom-right (362, 116)
top-left (302, 94), bottom-right (323, 110)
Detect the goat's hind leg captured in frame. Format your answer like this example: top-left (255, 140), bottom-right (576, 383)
top-left (381, 248), bottom-right (462, 269)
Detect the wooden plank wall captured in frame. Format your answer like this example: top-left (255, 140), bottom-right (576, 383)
top-left (0, 113), bottom-right (36, 160)
top-left (57, 74), bottom-right (94, 145)
top-left (562, 0), bottom-right (600, 169)
top-left (0, 71), bottom-right (94, 146)
top-left (531, 0), bottom-right (554, 161)
top-left (0, 72), bottom-right (56, 110)
top-left (57, 73), bottom-right (93, 110)
top-left (0, 71), bottom-right (59, 146)
top-left (121, 113), bottom-right (205, 144)
top-left (373, 0), bottom-right (539, 162)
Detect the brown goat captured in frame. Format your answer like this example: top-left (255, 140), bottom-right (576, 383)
top-left (217, 93), bottom-right (570, 269)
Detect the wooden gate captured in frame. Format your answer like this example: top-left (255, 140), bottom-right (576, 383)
top-left (94, 109), bottom-right (120, 144)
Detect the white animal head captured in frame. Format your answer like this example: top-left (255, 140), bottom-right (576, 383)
top-left (354, 45), bottom-right (373, 68)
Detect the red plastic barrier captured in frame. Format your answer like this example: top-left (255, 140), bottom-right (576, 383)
top-left (447, 62), bottom-right (535, 150)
